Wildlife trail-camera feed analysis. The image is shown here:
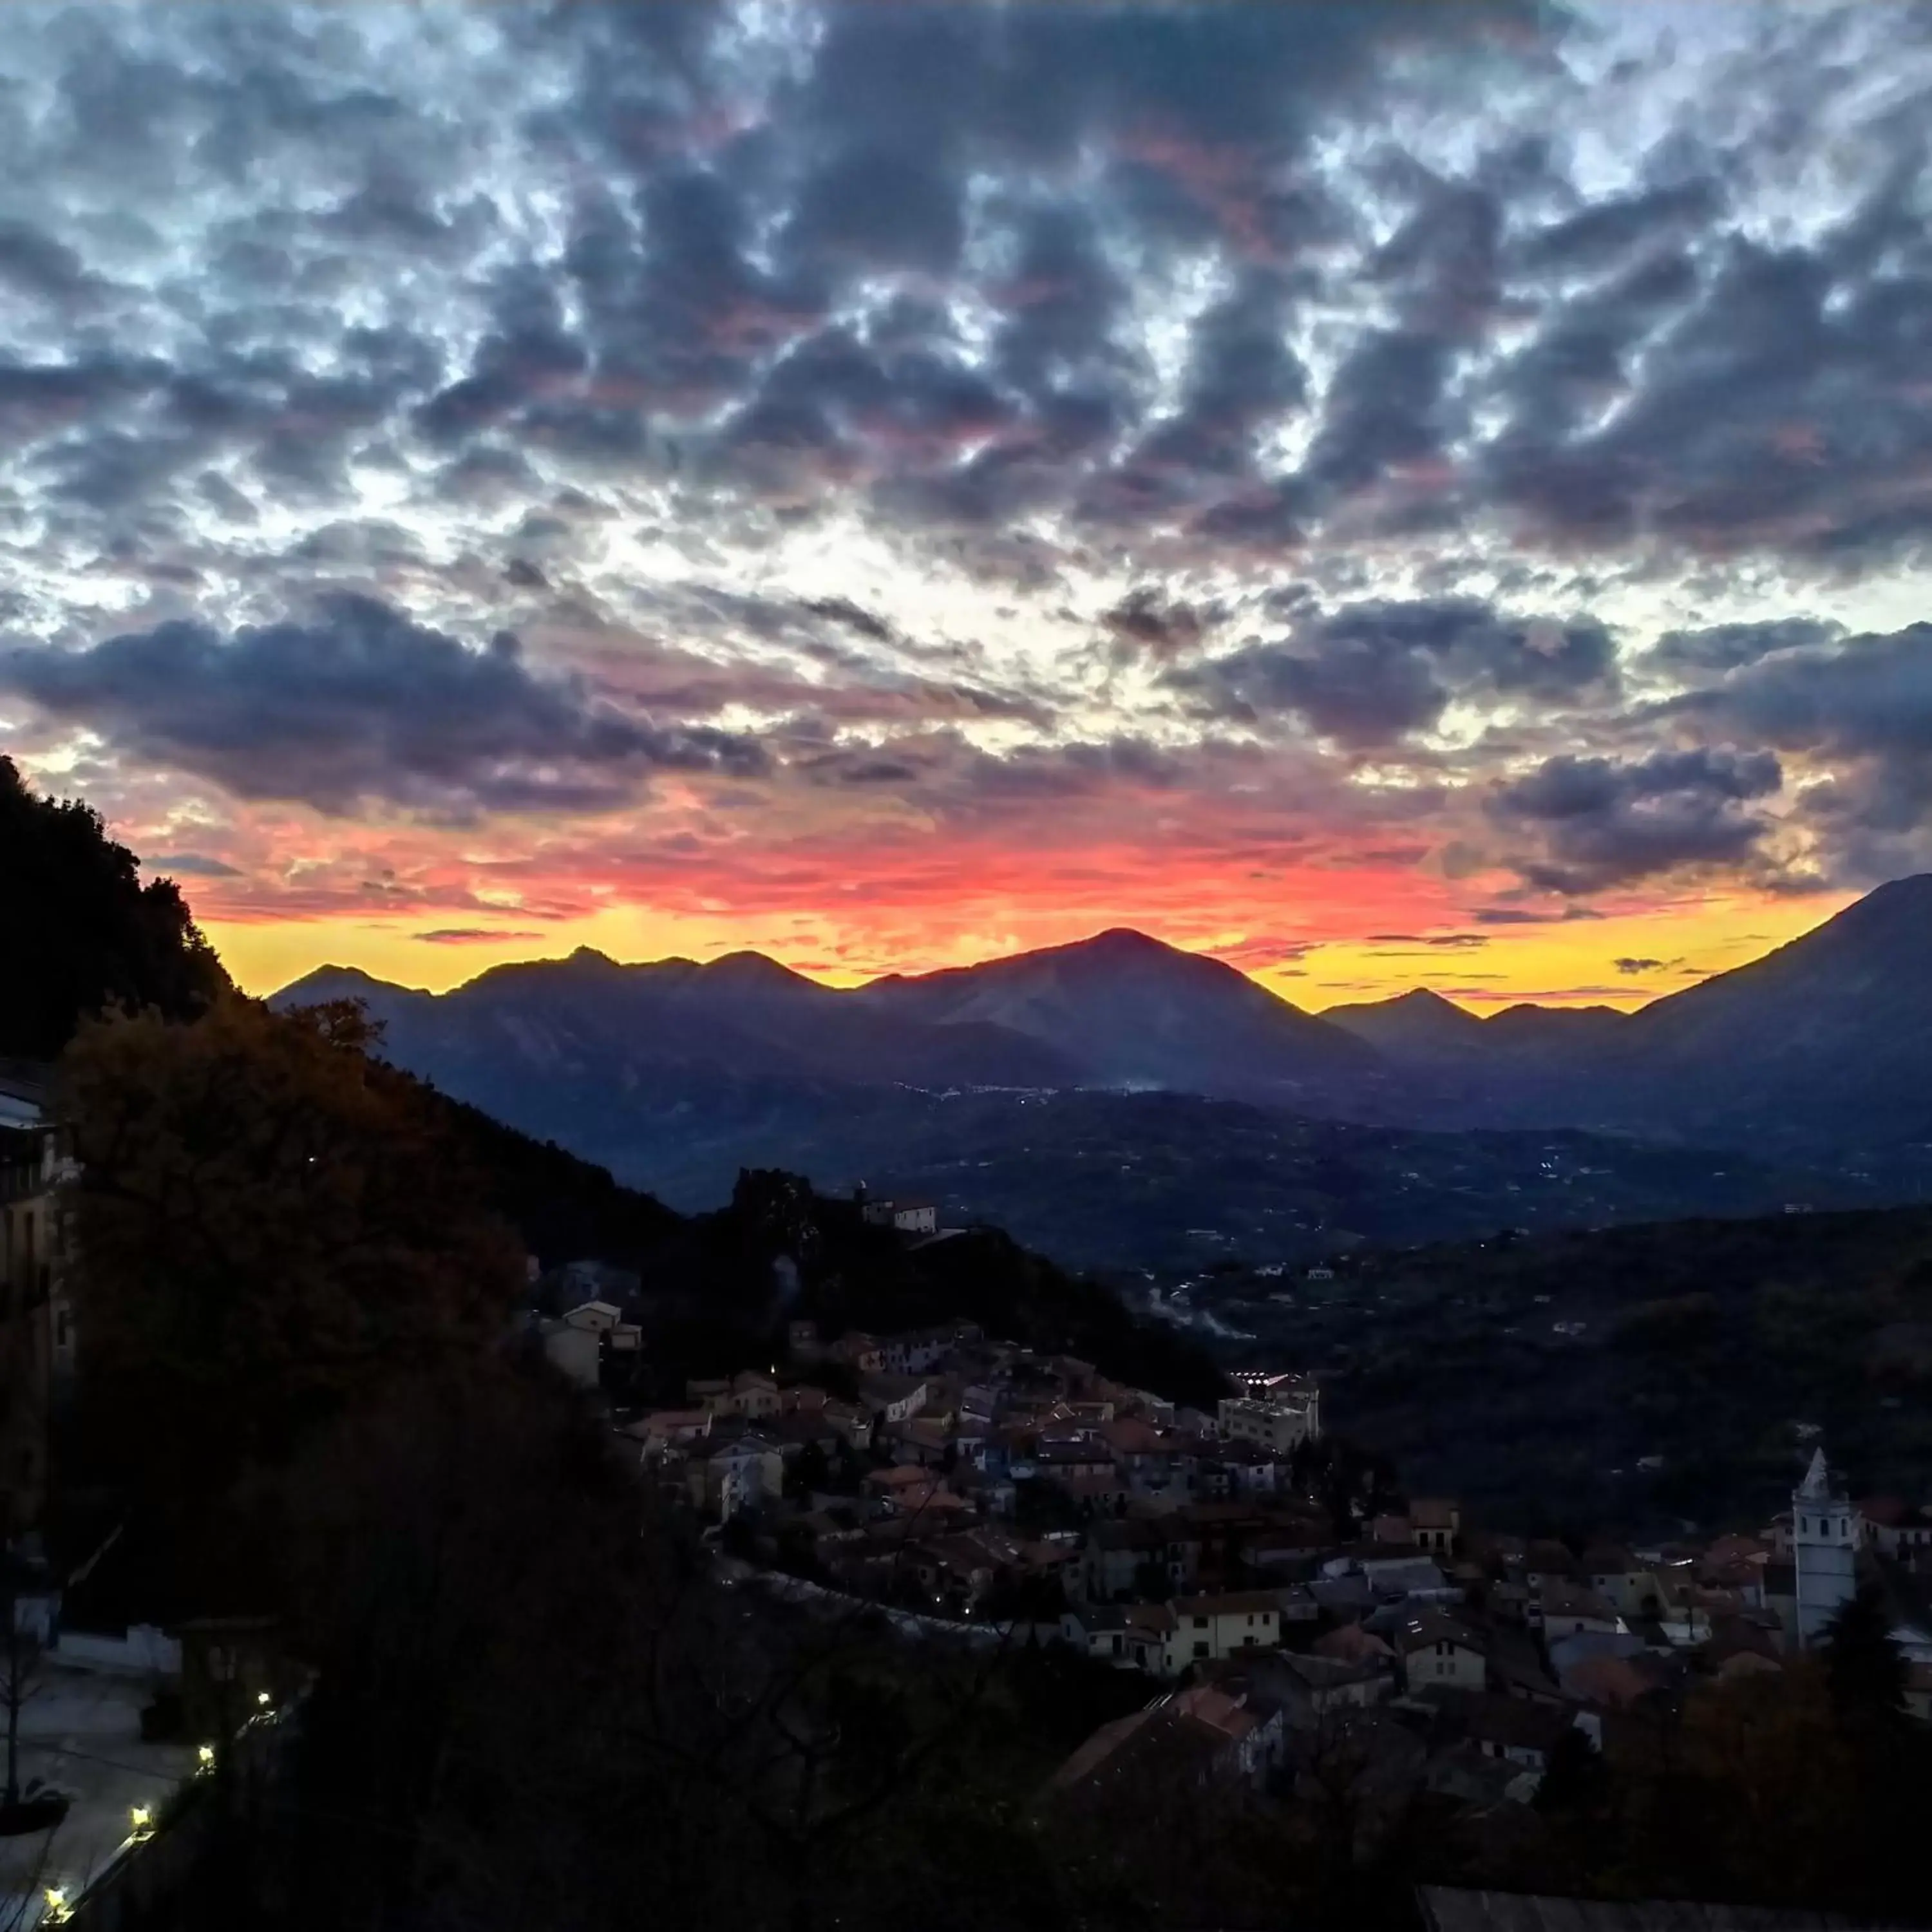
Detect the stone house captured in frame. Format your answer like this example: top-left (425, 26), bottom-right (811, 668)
top-left (1396, 1611), bottom-right (1487, 1694)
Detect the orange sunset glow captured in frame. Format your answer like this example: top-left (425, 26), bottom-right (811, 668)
top-left (2, 1), bottom-right (1925, 1014)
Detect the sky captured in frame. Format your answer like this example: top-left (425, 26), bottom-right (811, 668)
top-left (5, 1), bottom-right (1932, 1009)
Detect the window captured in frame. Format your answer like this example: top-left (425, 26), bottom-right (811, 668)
top-left (1193, 1640), bottom-right (1209, 1659)
top-left (1193, 1615), bottom-right (1209, 1629)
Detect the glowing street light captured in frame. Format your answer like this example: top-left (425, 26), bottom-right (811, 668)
top-left (43, 1886), bottom-right (70, 1924)
top-left (128, 1804), bottom-right (153, 1839)
top-left (196, 1743), bottom-right (215, 1770)
top-left (256, 1690), bottom-right (271, 1706)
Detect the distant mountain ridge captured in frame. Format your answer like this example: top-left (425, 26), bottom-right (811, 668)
top-left (278, 927), bottom-right (1380, 1110)
top-left (280, 877), bottom-right (1932, 1159)
top-left (269, 879), bottom-right (1932, 1265)
top-left (1328, 873), bottom-right (1932, 1158)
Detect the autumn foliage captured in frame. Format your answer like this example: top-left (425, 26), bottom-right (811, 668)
top-left (59, 996), bottom-right (524, 1508)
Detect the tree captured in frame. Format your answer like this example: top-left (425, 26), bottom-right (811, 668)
top-left (59, 996), bottom-right (523, 1522)
top-left (1820, 1583), bottom-right (1909, 1724)
top-left (0, 756), bottom-right (227, 1059)
top-left (786, 1439), bottom-right (831, 1500)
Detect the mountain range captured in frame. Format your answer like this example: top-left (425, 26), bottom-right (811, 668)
top-left (1327, 873), bottom-right (1932, 1160)
top-left (271, 875), bottom-right (1932, 1267)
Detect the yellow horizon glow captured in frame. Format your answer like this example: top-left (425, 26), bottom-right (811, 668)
top-left (205, 884), bottom-right (1855, 1014)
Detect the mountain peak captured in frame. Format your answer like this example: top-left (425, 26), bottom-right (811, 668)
top-left (700, 949), bottom-right (816, 989)
top-left (1322, 984), bottom-right (1485, 1056)
top-left (272, 962), bottom-right (415, 1003)
top-left (1060, 926), bottom-right (1182, 961)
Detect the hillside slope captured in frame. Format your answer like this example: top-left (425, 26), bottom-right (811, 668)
top-left (1190, 1205), bottom-right (1932, 1533)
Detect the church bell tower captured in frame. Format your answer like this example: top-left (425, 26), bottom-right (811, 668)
top-left (1792, 1446), bottom-right (1861, 1649)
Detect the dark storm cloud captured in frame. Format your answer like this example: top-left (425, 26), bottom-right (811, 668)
top-left (1171, 598), bottom-right (1618, 748)
top-left (1489, 746), bottom-right (1785, 893)
top-left (0, 594), bottom-right (768, 817)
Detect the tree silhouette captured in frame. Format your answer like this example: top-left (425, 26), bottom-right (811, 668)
top-left (1820, 1583), bottom-right (1908, 1723)
top-left (60, 997), bottom-right (524, 1535)
top-left (0, 757), bottom-right (227, 1060)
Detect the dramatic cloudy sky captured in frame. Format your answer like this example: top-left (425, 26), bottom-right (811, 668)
top-left (6, 0), bottom-right (1932, 1005)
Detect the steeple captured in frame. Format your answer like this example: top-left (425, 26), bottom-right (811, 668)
top-left (1792, 1439), bottom-right (1861, 1649)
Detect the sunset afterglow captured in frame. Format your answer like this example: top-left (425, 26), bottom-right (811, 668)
top-left (3, 2), bottom-right (1924, 1010)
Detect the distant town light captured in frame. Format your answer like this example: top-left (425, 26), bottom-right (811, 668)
top-left (197, 1744), bottom-right (216, 1768)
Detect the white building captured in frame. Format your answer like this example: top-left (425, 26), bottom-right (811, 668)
top-left (1793, 1446), bottom-right (1861, 1649)
top-left (859, 1196), bottom-right (939, 1236)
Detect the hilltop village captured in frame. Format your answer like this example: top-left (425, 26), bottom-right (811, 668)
top-left (558, 1215), bottom-right (1932, 1813)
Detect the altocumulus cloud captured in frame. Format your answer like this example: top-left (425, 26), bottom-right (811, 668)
top-left (0, 595), bottom-right (767, 819)
top-left (1, 1), bottom-right (1931, 922)
top-left (1171, 598), bottom-right (1618, 749)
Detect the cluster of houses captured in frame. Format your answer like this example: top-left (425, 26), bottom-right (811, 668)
top-left (623, 1319), bottom-right (1323, 1614)
top-left (1051, 1446), bottom-right (1932, 1810)
top-left (613, 1307), bottom-right (1932, 1819)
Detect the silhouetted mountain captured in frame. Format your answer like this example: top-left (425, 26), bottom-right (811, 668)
top-left (1324, 987), bottom-right (1492, 1061)
top-left (1327, 987), bottom-right (1635, 1066)
top-left (860, 926), bottom-right (1377, 1103)
top-left (272, 876), bottom-right (1932, 1266)
top-left (279, 945), bottom-right (1084, 1094)
top-left (1481, 1002), bottom-right (1631, 1054)
top-left (1610, 874), bottom-right (1932, 1152)
top-left (272, 963), bottom-right (1871, 1274)
top-left (1321, 876), bottom-right (1932, 1162)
